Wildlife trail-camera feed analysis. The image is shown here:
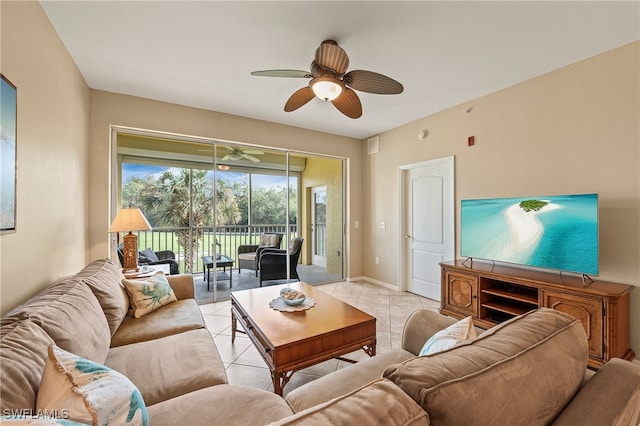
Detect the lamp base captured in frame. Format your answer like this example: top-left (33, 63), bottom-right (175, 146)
top-left (122, 232), bottom-right (139, 272)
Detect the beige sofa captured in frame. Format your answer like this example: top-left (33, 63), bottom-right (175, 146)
top-left (0, 258), bottom-right (293, 425)
top-left (2, 258), bottom-right (639, 425)
top-left (283, 308), bottom-right (640, 426)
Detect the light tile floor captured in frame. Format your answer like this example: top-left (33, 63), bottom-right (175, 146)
top-left (199, 280), bottom-right (440, 397)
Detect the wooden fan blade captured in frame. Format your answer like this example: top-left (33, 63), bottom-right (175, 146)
top-left (344, 70), bottom-right (404, 94)
top-left (315, 40), bottom-right (349, 75)
top-left (332, 88), bottom-right (362, 119)
top-left (251, 70), bottom-right (312, 78)
top-left (284, 86), bottom-right (315, 112)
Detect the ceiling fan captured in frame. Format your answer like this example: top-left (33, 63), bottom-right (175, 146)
top-left (221, 146), bottom-right (264, 163)
top-left (197, 145), bottom-right (264, 163)
top-left (251, 40), bottom-right (403, 119)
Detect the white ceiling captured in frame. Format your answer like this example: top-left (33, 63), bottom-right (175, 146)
top-left (40, 1), bottom-right (639, 140)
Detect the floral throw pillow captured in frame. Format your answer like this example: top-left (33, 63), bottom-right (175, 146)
top-left (36, 345), bottom-right (149, 426)
top-left (419, 316), bottom-right (477, 356)
top-left (122, 271), bottom-right (177, 318)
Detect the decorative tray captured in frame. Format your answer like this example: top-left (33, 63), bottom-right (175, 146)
top-left (269, 297), bottom-right (316, 312)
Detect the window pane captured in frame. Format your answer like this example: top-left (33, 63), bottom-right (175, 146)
top-left (251, 173), bottom-right (291, 225)
top-left (215, 169), bottom-right (248, 226)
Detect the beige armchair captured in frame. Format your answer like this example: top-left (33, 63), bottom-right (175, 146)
top-left (237, 233), bottom-right (283, 276)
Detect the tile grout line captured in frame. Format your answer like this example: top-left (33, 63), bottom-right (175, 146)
top-left (203, 282), bottom-right (436, 393)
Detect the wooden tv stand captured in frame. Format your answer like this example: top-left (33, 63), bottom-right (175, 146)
top-left (440, 260), bottom-right (635, 369)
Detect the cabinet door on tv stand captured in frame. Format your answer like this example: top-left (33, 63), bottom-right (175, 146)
top-left (442, 271), bottom-right (479, 318)
top-left (541, 289), bottom-right (604, 362)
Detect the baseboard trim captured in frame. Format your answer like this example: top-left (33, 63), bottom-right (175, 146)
top-left (347, 276), bottom-right (400, 292)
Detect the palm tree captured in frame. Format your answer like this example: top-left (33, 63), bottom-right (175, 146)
top-left (138, 168), bottom-right (240, 272)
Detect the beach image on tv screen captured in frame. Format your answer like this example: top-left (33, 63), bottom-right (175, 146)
top-left (461, 193), bottom-right (598, 275)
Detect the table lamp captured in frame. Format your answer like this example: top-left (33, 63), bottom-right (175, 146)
top-left (108, 208), bottom-right (151, 272)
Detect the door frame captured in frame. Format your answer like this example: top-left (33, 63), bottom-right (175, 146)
top-left (398, 156), bottom-right (455, 292)
top-left (311, 185), bottom-right (328, 268)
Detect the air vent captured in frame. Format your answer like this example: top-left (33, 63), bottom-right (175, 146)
top-left (367, 136), bottom-right (380, 154)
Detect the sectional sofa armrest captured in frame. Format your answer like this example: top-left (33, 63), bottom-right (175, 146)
top-left (401, 309), bottom-right (459, 355)
top-left (552, 358), bottom-right (640, 426)
top-left (167, 274), bottom-right (195, 300)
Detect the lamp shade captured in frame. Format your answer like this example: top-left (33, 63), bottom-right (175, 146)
top-left (108, 208), bottom-right (151, 233)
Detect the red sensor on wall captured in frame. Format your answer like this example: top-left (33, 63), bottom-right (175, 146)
top-left (468, 136), bottom-right (475, 146)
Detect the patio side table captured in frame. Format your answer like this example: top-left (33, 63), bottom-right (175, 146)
top-left (201, 255), bottom-right (235, 290)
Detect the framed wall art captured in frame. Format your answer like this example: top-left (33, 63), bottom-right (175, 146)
top-left (1, 74), bottom-right (17, 234)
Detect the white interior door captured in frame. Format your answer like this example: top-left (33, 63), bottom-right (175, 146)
top-left (311, 186), bottom-right (327, 268)
top-left (404, 157), bottom-right (454, 300)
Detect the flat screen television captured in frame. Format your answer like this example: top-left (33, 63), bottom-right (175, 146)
top-left (460, 193), bottom-right (598, 276)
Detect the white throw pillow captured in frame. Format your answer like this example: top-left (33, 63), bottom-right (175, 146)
top-left (419, 316), bottom-right (477, 356)
top-left (36, 345), bottom-right (148, 426)
top-left (122, 271), bottom-right (177, 318)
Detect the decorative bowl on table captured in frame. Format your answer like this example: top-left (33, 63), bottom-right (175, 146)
top-left (279, 288), bottom-right (306, 306)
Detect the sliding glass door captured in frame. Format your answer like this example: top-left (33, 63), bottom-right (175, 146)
top-left (112, 130), bottom-right (343, 303)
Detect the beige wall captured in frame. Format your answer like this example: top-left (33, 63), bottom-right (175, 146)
top-left (0, 1), bottom-right (91, 314)
top-left (363, 41), bottom-right (640, 354)
top-left (300, 156), bottom-right (344, 275)
top-left (88, 91), bottom-right (363, 278)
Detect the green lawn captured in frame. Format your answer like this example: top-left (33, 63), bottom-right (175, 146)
top-left (135, 229), bottom-right (293, 274)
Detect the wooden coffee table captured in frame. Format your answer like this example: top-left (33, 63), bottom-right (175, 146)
top-left (231, 282), bottom-right (376, 395)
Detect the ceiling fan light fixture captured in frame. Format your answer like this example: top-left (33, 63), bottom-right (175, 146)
top-left (310, 77), bottom-right (343, 102)
top-left (252, 40), bottom-right (403, 118)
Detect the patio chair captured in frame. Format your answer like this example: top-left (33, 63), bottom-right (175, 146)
top-left (237, 233), bottom-right (283, 276)
top-left (258, 237), bottom-right (304, 287)
top-left (117, 244), bottom-right (180, 275)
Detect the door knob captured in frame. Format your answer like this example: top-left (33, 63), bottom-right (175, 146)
top-left (404, 235), bottom-right (412, 239)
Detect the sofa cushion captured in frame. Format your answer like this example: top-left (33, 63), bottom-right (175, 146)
top-left (147, 385), bottom-right (294, 426)
top-left (383, 308), bottom-right (588, 425)
top-left (122, 272), bottom-right (177, 318)
top-left (286, 349), bottom-right (415, 413)
top-left (19, 279), bottom-right (111, 363)
top-left (74, 258), bottom-right (130, 335)
top-left (0, 320), bottom-right (54, 410)
top-left (418, 315), bottom-right (476, 356)
top-left (110, 299), bottom-right (204, 347)
top-left (37, 345), bottom-right (148, 426)
top-left (105, 328), bottom-right (227, 406)
top-left (273, 379), bottom-right (430, 426)
top-left (0, 276), bottom-right (74, 328)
